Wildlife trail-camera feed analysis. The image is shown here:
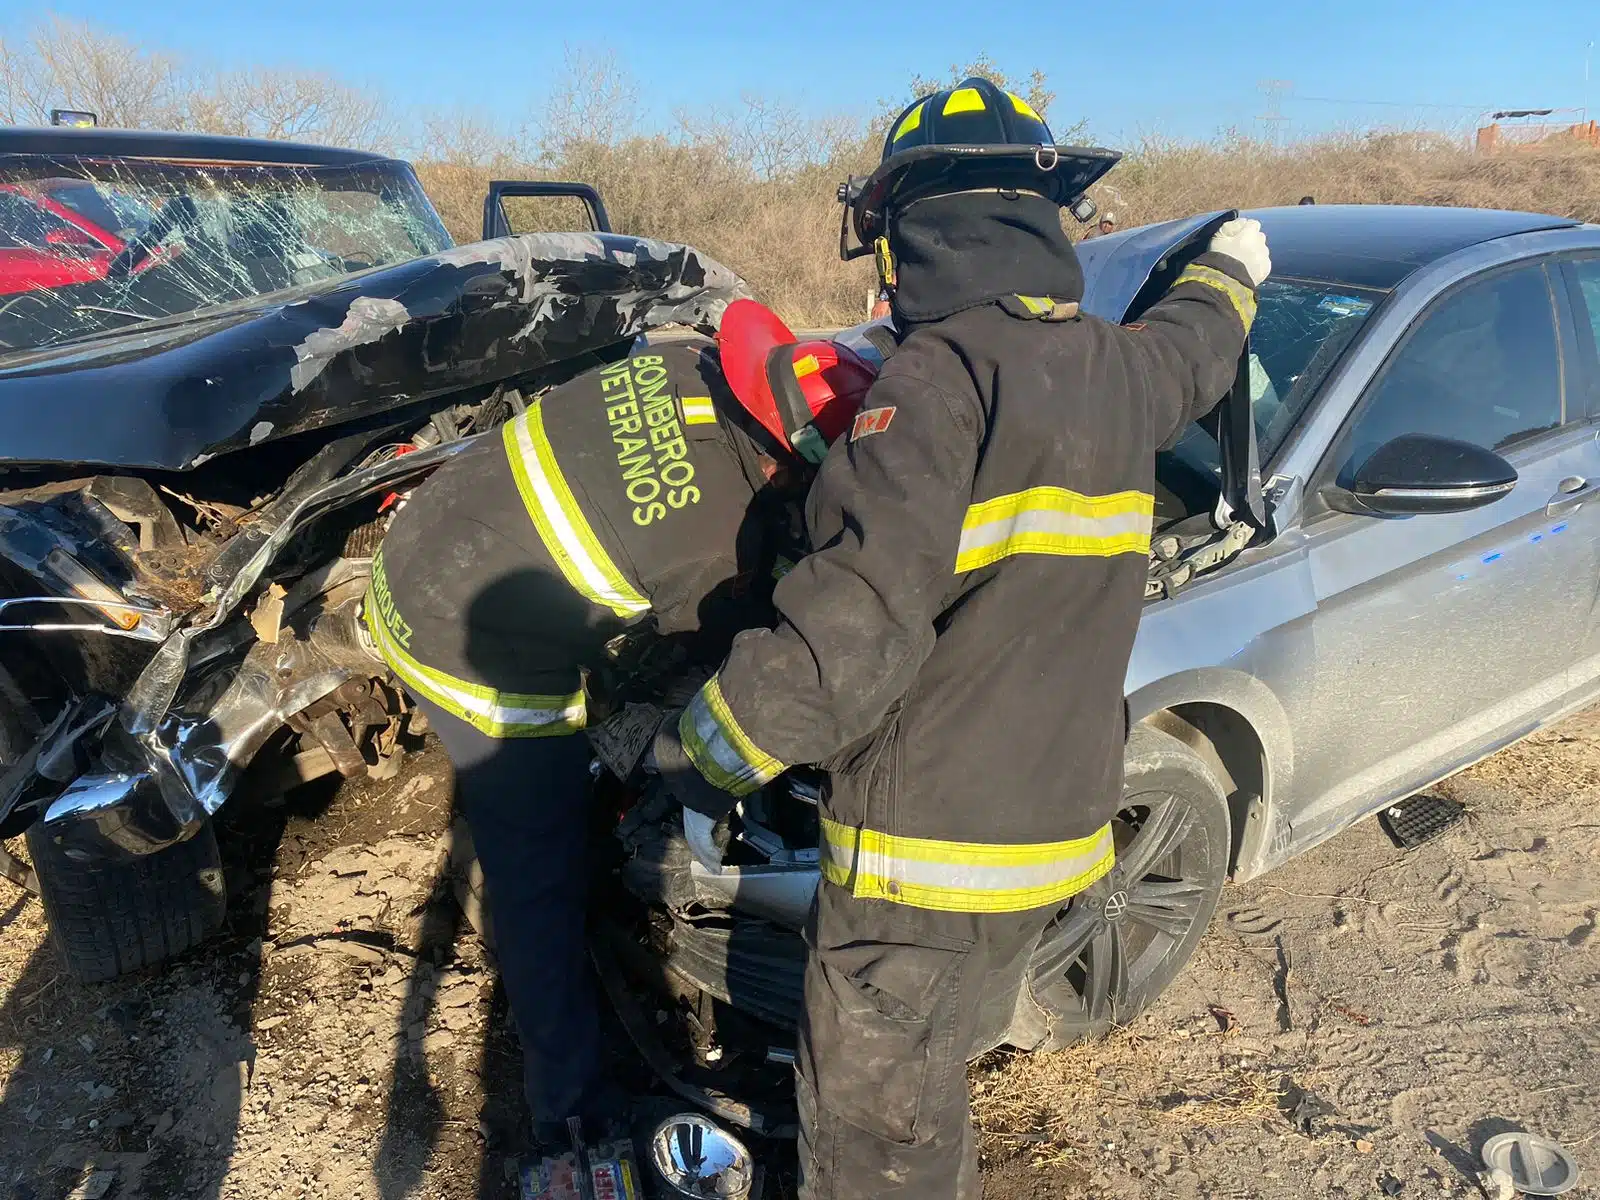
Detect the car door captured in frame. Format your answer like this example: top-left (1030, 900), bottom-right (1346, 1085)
top-left (1285, 258), bottom-right (1600, 831)
top-left (1558, 253), bottom-right (1600, 662)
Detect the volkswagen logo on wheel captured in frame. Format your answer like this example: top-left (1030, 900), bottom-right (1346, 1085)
top-left (1103, 889), bottom-right (1130, 921)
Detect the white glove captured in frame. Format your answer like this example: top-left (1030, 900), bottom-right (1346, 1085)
top-left (1207, 217), bottom-right (1271, 287)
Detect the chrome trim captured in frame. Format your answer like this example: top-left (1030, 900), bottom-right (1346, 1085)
top-left (0, 595), bottom-right (173, 641)
top-left (1371, 483), bottom-right (1515, 500)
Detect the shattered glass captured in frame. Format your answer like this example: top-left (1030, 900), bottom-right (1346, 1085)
top-left (0, 153), bottom-right (451, 352)
top-left (1250, 279), bottom-right (1382, 458)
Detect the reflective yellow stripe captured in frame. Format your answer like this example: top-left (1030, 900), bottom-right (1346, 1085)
top-left (893, 101), bottom-right (925, 142)
top-left (364, 566), bottom-right (585, 739)
top-left (955, 487), bottom-right (1153, 572)
top-left (681, 396), bottom-right (717, 425)
top-left (1175, 263), bottom-right (1257, 333)
top-left (1015, 294), bottom-right (1053, 315)
top-left (792, 354), bottom-right (820, 378)
top-left (1010, 93), bottom-right (1042, 122)
top-left (942, 87), bottom-right (986, 116)
top-left (819, 817), bottom-right (1115, 913)
top-left (502, 403), bottom-right (650, 618)
top-left (679, 674), bottom-right (786, 797)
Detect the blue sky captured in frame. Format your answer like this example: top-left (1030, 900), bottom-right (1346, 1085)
top-left (23, 0), bottom-right (1600, 145)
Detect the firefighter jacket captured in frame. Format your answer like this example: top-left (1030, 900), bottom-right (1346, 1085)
top-left (368, 340), bottom-right (792, 739)
top-left (676, 191), bottom-right (1257, 914)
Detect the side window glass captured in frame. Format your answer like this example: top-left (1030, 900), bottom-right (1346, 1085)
top-left (1569, 257), bottom-right (1600, 375)
top-left (1337, 264), bottom-right (1562, 482)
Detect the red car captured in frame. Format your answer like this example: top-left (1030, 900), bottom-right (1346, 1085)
top-left (0, 178), bottom-right (148, 295)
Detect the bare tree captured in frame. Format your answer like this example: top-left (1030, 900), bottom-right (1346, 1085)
top-left (539, 47), bottom-right (639, 157)
top-left (0, 16), bottom-right (186, 128)
top-left (189, 67), bottom-right (398, 150)
top-left (0, 16), bottom-right (396, 148)
top-left (418, 110), bottom-right (528, 168)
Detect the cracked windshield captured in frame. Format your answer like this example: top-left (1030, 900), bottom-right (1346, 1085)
top-left (1165, 277), bottom-right (1380, 478)
top-left (0, 156), bottom-right (451, 353)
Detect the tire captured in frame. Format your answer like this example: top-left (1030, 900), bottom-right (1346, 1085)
top-left (1011, 726), bottom-right (1231, 1050)
top-left (26, 820), bottom-right (228, 984)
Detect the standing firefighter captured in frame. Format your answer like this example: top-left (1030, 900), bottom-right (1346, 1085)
top-left (653, 78), bottom-right (1271, 1197)
top-left (366, 326), bottom-right (875, 1143)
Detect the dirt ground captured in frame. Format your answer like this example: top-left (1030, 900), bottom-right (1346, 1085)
top-left (2, 708), bottom-right (1596, 1200)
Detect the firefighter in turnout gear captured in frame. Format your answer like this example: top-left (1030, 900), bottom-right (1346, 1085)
top-left (652, 78), bottom-right (1271, 1198)
top-left (366, 325), bottom-right (875, 1140)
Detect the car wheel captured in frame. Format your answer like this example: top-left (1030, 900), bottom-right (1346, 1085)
top-left (0, 661), bottom-right (228, 982)
top-left (27, 818), bottom-right (228, 984)
top-left (1012, 726), bottom-right (1230, 1049)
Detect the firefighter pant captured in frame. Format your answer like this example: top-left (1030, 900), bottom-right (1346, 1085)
top-left (796, 881), bottom-right (1054, 1200)
top-left (416, 696), bottom-right (599, 1125)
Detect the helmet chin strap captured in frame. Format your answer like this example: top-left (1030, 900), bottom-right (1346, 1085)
top-left (873, 236), bottom-right (897, 298)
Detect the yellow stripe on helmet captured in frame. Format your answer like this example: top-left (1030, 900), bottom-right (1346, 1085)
top-left (1010, 93), bottom-right (1043, 122)
top-left (942, 87), bottom-right (986, 116)
top-left (893, 101), bottom-right (925, 142)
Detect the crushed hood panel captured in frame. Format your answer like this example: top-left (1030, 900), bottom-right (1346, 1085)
top-left (0, 232), bottom-right (752, 471)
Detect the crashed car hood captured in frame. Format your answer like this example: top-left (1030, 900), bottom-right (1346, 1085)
top-left (0, 232), bottom-right (751, 471)
top-left (1075, 210), bottom-right (1234, 322)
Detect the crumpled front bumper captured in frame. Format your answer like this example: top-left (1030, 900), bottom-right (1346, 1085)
top-left (36, 584), bottom-right (380, 864)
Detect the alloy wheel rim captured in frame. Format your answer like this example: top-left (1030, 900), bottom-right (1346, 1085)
top-left (1029, 788), bottom-right (1215, 1023)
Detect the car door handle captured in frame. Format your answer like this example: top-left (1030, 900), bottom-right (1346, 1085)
top-left (1547, 475), bottom-right (1598, 517)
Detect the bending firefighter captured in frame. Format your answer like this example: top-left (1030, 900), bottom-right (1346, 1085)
top-left (364, 320), bottom-right (876, 1141)
top-left (653, 78), bottom-right (1272, 1198)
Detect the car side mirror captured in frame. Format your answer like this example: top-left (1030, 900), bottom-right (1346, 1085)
top-left (1322, 433), bottom-right (1517, 517)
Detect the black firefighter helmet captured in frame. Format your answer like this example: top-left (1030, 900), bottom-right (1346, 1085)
top-left (838, 76), bottom-right (1122, 260)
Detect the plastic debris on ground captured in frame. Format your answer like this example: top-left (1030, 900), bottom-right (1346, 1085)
top-left (522, 1138), bottom-right (641, 1200)
top-left (1377, 794), bottom-right (1465, 848)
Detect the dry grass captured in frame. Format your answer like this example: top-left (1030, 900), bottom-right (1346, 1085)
top-left (970, 1026), bottom-right (1313, 1165)
top-left (417, 134), bottom-right (1600, 328)
top-left (969, 1030), bottom-right (1154, 1156)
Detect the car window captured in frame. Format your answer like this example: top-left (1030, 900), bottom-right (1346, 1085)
top-left (1336, 263), bottom-right (1562, 482)
top-left (1569, 258), bottom-right (1600, 365)
top-left (1154, 278), bottom-right (1383, 493)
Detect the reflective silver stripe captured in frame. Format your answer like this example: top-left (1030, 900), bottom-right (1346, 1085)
top-left (502, 407), bottom-right (650, 617)
top-left (954, 487), bottom-right (1154, 572)
top-left (959, 507), bottom-right (1151, 557)
top-left (365, 590), bottom-right (585, 737)
top-left (819, 818), bottom-right (1116, 913)
top-left (679, 675), bottom-right (785, 796)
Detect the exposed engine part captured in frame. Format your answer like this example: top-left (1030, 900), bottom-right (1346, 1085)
top-left (1146, 516), bottom-right (1256, 601)
top-left (589, 925), bottom-right (796, 1138)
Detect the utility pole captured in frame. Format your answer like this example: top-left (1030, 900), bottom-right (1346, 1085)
top-left (1586, 41), bottom-right (1594, 123)
top-left (1258, 80), bottom-right (1293, 147)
